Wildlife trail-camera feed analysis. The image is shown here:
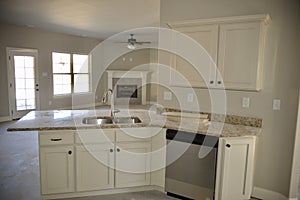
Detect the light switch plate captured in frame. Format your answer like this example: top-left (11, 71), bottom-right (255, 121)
top-left (163, 92), bottom-right (172, 101)
top-left (273, 99), bottom-right (281, 110)
top-left (242, 97), bottom-right (250, 108)
top-left (187, 93), bottom-right (194, 102)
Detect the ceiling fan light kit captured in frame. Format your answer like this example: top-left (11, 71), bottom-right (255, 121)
top-left (127, 43), bottom-right (136, 50)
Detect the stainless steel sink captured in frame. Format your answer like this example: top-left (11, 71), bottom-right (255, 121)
top-left (82, 117), bottom-right (113, 125)
top-left (113, 116), bottom-right (142, 124)
top-left (82, 116), bottom-right (142, 125)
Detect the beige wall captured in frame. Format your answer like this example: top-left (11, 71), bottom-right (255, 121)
top-left (95, 48), bottom-right (158, 105)
top-left (0, 23), bottom-right (100, 117)
top-left (160, 0), bottom-right (300, 197)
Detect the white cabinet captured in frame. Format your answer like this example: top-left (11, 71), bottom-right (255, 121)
top-left (215, 136), bottom-right (256, 200)
top-left (76, 144), bottom-right (114, 191)
top-left (39, 131), bottom-right (75, 195)
top-left (115, 128), bottom-right (152, 188)
top-left (218, 22), bottom-right (264, 90)
top-left (115, 142), bottom-right (151, 188)
top-left (40, 146), bottom-right (75, 194)
top-left (167, 14), bottom-right (270, 91)
top-left (170, 25), bottom-right (218, 88)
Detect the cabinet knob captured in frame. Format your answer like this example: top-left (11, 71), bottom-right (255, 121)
top-left (68, 150), bottom-right (72, 155)
top-left (117, 148), bottom-right (120, 152)
top-left (109, 149), bottom-right (113, 153)
top-left (226, 144), bottom-right (231, 148)
top-left (217, 81), bottom-right (222, 84)
top-left (210, 81), bottom-right (214, 84)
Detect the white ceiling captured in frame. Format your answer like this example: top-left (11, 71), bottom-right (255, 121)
top-left (0, 0), bottom-right (160, 39)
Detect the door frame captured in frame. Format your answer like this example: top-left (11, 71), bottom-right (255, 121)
top-left (289, 89), bottom-right (300, 198)
top-left (6, 47), bottom-right (40, 119)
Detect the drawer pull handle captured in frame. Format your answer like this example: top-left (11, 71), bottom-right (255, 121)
top-left (210, 80), bottom-right (214, 84)
top-left (226, 144), bottom-right (231, 148)
top-left (110, 149), bottom-right (113, 153)
top-left (68, 150), bottom-right (72, 155)
top-left (50, 138), bottom-right (62, 142)
top-left (117, 148), bottom-right (120, 152)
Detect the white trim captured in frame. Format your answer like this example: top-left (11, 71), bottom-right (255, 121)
top-left (0, 116), bottom-right (12, 122)
top-left (6, 47), bottom-right (40, 119)
top-left (42, 185), bottom-right (163, 200)
top-left (252, 187), bottom-right (288, 200)
top-left (289, 90), bottom-right (300, 199)
top-left (167, 14), bottom-right (271, 28)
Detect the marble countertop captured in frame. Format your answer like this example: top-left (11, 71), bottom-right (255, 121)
top-left (7, 108), bottom-right (262, 137)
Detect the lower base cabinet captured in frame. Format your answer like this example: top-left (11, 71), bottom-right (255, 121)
top-left (40, 145), bottom-right (75, 195)
top-left (76, 144), bottom-right (115, 191)
top-left (215, 136), bottom-right (256, 200)
top-left (39, 130), bottom-right (256, 200)
top-left (115, 142), bottom-right (151, 188)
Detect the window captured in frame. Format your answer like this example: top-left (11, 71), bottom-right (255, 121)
top-left (52, 52), bottom-right (90, 95)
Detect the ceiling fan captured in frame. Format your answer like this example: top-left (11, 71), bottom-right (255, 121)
top-left (118, 34), bottom-right (151, 50)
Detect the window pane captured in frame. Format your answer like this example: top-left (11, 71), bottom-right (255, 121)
top-left (25, 56), bottom-right (34, 68)
top-left (14, 56), bottom-right (25, 68)
top-left (25, 79), bottom-right (35, 89)
top-left (73, 54), bottom-right (89, 73)
top-left (15, 68), bottom-right (25, 78)
top-left (16, 99), bottom-right (26, 111)
top-left (25, 89), bottom-right (35, 99)
top-left (15, 78), bottom-right (25, 89)
top-left (26, 99), bottom-right (35, 110)
top-left (25, 68), bottom-right (34, 78)
top-left (52, 52), bottom-right (70, 73)
top-left (74, 74), bottom-right (89, 93)
top-left (53, 74), bottom-right (71, 95)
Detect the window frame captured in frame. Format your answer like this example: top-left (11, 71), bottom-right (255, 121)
top-left (52, 52), bottom-right (91, 96)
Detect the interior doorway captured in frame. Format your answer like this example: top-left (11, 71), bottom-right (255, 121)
top-left (7, 48), bottom-right (40, 119)
top-left (289, 89), bottom-right (300, 199)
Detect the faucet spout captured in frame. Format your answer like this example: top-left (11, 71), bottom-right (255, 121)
top-left (102, 89), bottom-right (119, 118)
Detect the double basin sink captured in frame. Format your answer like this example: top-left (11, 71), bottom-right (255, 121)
top-left (82, 116), bottom-right (142, 125)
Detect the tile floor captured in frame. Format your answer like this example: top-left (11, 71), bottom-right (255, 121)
top-left (0, 120), bottom-right (261, 200)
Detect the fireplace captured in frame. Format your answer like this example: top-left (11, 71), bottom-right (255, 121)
top-left (107, 70), bottom-right (150, 105)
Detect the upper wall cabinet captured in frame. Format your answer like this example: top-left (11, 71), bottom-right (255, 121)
top-left (167, 14), bottom-right (271, 91)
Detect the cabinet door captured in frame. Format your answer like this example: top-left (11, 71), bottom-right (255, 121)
top-left (215, 137), bottom-right (256, 200)
top-left (217, 22), bottom-right (263, 90)
top-left (171, 25), bottom-right (218, 88)
top-left (40, 146), bottom-right (74, 194)
top-left (76, 144), bottom-right (114, 191)
top-left (115, 142), bottom-right (151, 188)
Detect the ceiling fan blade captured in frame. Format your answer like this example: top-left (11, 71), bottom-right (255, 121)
top-left (135, 41), bottom-right (151, 44)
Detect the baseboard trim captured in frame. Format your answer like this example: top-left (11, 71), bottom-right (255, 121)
top-left (252, 187), bottom-right (289, 200)
top-left (42, 185), bottom-right (164, 200)
top-left (0, 116), bottom-right (12, 122)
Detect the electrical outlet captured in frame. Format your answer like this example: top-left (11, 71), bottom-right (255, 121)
top-left (187, 93), bottom-right (194, 102)
top-left (273, 99), bottom-right (281, 110)
top-left (163, 92), bottom-right (172, 100)
top-left (242, 97), bottom-right (250, 108)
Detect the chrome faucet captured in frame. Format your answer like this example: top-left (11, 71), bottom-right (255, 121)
top-left (102, 89), bottom-right (119, 118)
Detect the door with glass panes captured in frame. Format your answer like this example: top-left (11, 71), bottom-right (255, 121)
top-left (8, 48), bottom-right (39, 119)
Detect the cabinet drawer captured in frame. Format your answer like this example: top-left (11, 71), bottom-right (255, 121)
top-left (75, 129), bottom-right (115, 144)
top-left (116, 128), bottom-right (152, 142)
top-left (39, 131), bottom-right (74, 146)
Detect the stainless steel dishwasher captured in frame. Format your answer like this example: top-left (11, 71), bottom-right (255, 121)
top-left (165, 129), bottom-right (219, 200)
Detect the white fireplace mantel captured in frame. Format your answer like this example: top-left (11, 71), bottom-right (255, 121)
top-left (106, 70), bottom-right (150, 105)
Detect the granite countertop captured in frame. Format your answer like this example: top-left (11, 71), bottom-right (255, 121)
top-left (7, 107), bottom-right (262, 137)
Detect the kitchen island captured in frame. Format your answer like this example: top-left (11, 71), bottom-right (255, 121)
top-left (8, 108), bottom-right (262, 200)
